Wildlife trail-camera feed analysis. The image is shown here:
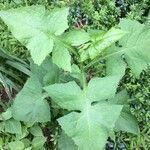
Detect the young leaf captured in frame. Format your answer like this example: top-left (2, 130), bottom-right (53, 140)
top-left (63, 29), bottom-right (90, 46)
top-left (29, 125), bottom-right (43, 137)
top-left (106, 19), bottom-right (150, 78)
top-left (12, 75), bottom-right (51, 123)
top-left (44, 76), bottom-right (123, 150)
top-left (80, 27), bottom-right (127, 61)
top-left (0, 6), bottom-right (69, 66)
top-left (32, 136), bottom-right (46, 150)
top-left (87, 29), bottom-right (105, 42)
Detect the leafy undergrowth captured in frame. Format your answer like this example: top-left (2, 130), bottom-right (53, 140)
top-left (105, 70), bottom-right (150, 150)
top-left (119, 71), bottom-right (150, 149)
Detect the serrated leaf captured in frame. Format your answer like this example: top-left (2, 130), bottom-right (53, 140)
top-left (52, 43), bottom-right (71, 72)
top-left (8, 141), bottom-right (24, 150)
top-left (5, 119), bottom-right (22, 134)
top-left (58, 104), bottom-right (122, 150)
top-left (45, 76), bottom-right (123, 150)
top-left (27, 32), bottom-right (54, 65)
top-left (87, 75), bottom-right (121, 102)
top-left (12, 75), bottom-right (51, 123)
top-left (45, 7), bottom-right (69, 35)
top-left (64, 29), bottom-right (90, 46)
top-left (58, 131), bottom-right (78, 150)
top-left (106, 19), bottom-right (150, 77)
top-left (0, 6), bottom-right (69, 66)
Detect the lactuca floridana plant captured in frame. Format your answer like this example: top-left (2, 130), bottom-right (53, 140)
top-left (0, 5), bottom-right (150, 150)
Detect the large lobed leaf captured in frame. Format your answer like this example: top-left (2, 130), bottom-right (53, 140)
top-left (44, 75), bottom-right (123, 150)
top-left (0, 5), bottom-right (71, 71)
top-left (106, 19), bottom-right (150, 78)
top-left (12, 75), bottom-right (51, 123)
top-left (107, 90), bottom-right (139, 134)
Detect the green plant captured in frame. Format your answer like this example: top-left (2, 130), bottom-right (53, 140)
top-left (0, 48), bottom-right (30, 100)
top-left (0, 107), bottom-right (48, 150)
top-left (115, 70), bottom-right (150, 149)
top-left (0, 5), bottom-right (150, 150)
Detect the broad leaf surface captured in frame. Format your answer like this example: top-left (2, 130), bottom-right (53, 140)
top-left (0, 6), bottom-right (69, 67)
top-left (52, 43), bottom-right (71, 72)
top-left (115, 108), bottom-right (140, 134)
top-left (45, 76), bottom-right (123, 150)
top-left (12, 75), bottom-right (50, 123)
top-left (44, 81), bottom-right (84, 111)
top-left (87, 75), bottom-right (121, 102)
top-left (106, 19), bottom-right (150, 77)
top-left (107, 91), bottom-right (139, 134)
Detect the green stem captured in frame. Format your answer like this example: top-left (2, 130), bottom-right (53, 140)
top-left (80, 64), bottom-right (87, 90)
top-left (84, 57), bottom-right (101, 70)
top-left (84, 46), bottom-right (130, 70)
